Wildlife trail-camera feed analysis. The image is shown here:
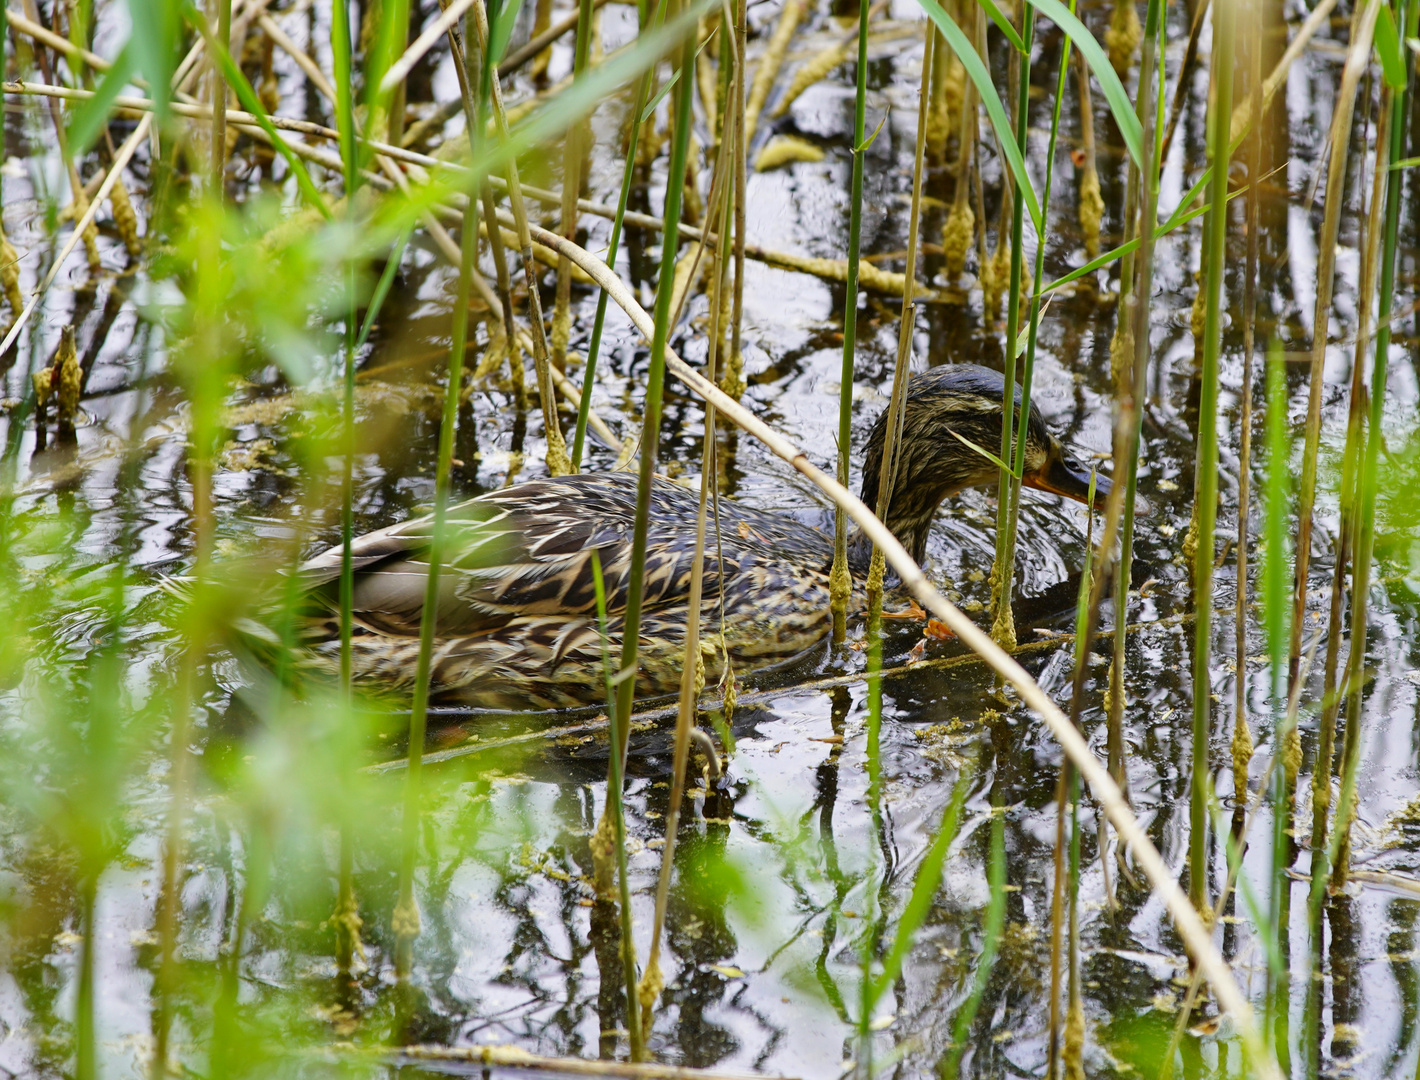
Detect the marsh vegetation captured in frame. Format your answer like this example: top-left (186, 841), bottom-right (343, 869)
top-left (0, 0), bottom-right (1417, 1076)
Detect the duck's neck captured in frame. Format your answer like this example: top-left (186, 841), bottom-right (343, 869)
top-left (846, 501), bottom-right (939, 578)
top-left (849, 434), bottom-right (969, 577)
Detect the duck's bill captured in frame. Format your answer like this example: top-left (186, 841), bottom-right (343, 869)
top-left (1024, 453), bottom-right (1112, 511)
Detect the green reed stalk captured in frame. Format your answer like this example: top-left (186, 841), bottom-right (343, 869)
top-left (828, 0), bottom-right (873, 644)
top-left (329, 0), bottom-right (364, 976)
top-left (1109, 0), bottom-right (1165, 788)
top-left (568, 0), bottom-right (664, 468)
top-left (1332, 14), bottom-right (1409, 885)
top-left (1000, 0), bottom-right (1074, 627)
top-left (942, 801), bottom-right (1006, 1077)
top-left (989, 0), bottom-right (1033, 652)
top-left (1232, 0), bottom-right (1262, 844)
top-left (590, 551), bottom-right (644, 1058)
top-left (1189, 0), bottom-right (1232, 914)
top-left (392, 59), bottom-right (484, 980)
top-left (1288, 0), bottom-right (1379, 710)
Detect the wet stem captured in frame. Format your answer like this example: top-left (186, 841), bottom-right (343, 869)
top-left (827, 0), bottom-right (872, 643)
top-left (1188, 0), bottom-right (1232, 916)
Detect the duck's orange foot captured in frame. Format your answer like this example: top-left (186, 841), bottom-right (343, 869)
top-left (923, 618), bottom-right (956, 641)
top-left (881, 597), bottom-right (928, 621)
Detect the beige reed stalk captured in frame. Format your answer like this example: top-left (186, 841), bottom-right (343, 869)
top-left (867, 23), bottom-right (934, 617)
top-left (1287, 0), bottom-right (1378, 704)
top-left (471, 0), bottom-right (571, 474)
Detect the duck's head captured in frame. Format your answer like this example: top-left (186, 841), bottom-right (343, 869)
top-left (859, 364), bottom-right (1110, 564)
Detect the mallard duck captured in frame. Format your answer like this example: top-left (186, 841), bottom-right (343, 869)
top-left (293, 364), bottom-right (1108, 710)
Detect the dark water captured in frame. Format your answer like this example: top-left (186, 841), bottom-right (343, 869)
top-left (1, 0), bottom-right (1418, 1077)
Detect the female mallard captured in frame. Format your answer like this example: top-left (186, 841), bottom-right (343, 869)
top-left (294, 364), bottom-right (1108, 710)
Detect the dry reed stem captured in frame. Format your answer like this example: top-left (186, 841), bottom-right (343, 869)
top-left (373, 1043), bottom-right (786, 1078)
top-left (867, 22), bottom-right (933, 615)
top-left (1287, 0), bottom-right (1378, 702)
top-left (519, 215), bottom-right (1277, 1074)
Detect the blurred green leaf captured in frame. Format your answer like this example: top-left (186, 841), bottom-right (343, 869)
top-left (125, 0), bottom-right (179, 117)
top-left (489, 0), bottom-right (530, 66)
top-left (1375, 1), bottom-right (1408, 89)
top-left (67, 42), bottom-right (136, 159)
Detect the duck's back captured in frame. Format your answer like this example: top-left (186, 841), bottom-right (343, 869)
top-left (296, 473), bottom-right (837, 708)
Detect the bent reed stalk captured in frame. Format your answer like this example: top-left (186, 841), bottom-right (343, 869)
top-left (523, 215), bottom-right (1276, 1076)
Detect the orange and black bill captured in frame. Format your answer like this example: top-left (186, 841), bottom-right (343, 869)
top-left (1023, 448), bottom-right (1112, 511)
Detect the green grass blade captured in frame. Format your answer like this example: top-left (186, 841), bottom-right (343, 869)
top-left (977, 0), bottom-right (1026, 53)
top-left (67, 42), bottom-right (136, 158)
top-left (1029, 0), bottom-right (1144, 166)
top-left (912, 0), bottom-right (1042, 232)
top-left (187, 4), bottom-right (330, 215)
top-left (331, 0), bottom-right (359, 197)
top-left (1375, 1), bottom-right (1407, 88)
top-left (868, 764), bottom-right (974, 1005)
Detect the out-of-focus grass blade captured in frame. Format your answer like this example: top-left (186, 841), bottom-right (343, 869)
top-left (868, 764), bottom-right (974, 1005)
top-left (912, 0), bottom-right (1042, 232)
top-left (365, 0), bottom-right (409, 108)
top-left (1030, 0), bottom-right (1144, 166)
top-left (1375, 2), bottom-right (1408, 88)
top-left (126, 0), bottom-right (179, 118)
top-left (489, 0), bottom-right (530, 66)
top-left (185, 3), bottom-right (331, 216)
top-left (68, 42), bottom-right (136, 158)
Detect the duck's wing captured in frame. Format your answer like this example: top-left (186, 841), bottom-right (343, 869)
top-left (297, 473), bottom-right (750, 637)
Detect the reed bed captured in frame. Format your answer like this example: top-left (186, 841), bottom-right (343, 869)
top-left (0, 0), bottom-right (1415, 1077)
